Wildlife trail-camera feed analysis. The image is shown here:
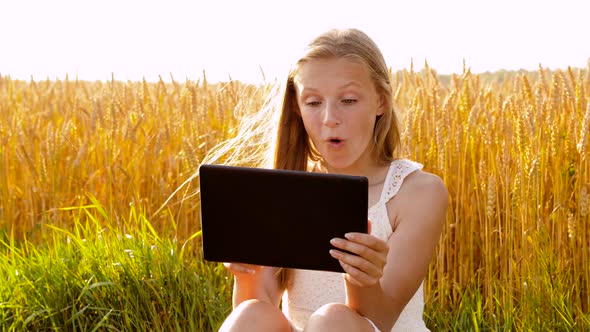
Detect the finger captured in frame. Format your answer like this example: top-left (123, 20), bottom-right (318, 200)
top-left (330, 238), bottom-right (387, 266)
top-left (330, 249), bottom-right (383, 277)
top-left (224, 262), bottom-right (255, 274)
top-left (344, 232), bottom-right (389, 253)
top-left (339, 261), bottom-right (380, 287)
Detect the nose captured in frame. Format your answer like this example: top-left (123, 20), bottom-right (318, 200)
top-left (322, 101), bottom-right (341, 127)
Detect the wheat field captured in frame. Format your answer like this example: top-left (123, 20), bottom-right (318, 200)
top-left (1, 63), bottom-right (589, 330)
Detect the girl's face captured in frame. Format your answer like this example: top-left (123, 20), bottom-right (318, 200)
top-left (294, 57), bottom-right (385, 174)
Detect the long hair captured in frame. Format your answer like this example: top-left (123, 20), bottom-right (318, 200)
top-left (170, 28), bottom-right (402, 290)
top-left (197, 28), bottom-right (400, 172)
top-left (275, 28), bottom-right (401, 172)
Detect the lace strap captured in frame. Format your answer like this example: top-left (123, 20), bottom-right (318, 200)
top-left (381, 159), bottom-right (423, 203)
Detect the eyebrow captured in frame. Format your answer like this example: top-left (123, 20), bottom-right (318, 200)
top-left (299, 81), bottom-right (362, 93)
top-left (340, 81), bottom-right (362, 89)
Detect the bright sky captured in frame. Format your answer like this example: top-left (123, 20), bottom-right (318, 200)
top-left (1, 0), bottom-right (589, 84)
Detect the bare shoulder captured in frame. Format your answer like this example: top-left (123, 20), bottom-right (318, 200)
top-left (389, 170), bottom-right (449, 229)
top-left (399, 170), bottom-right (448, 205)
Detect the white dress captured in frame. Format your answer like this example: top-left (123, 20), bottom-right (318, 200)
top-left (281, 159), bottom-right (430, 332)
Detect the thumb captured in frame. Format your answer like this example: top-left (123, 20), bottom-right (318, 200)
top-left (367, 220), bottom-right (372, 234)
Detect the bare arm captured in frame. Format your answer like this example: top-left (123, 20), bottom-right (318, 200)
top-left (331, 171), bottom-right (448, 331)
top-left (226, 264), bottom-right (285, 308)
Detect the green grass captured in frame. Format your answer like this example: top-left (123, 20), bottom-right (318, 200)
top-left (2, 197), bottom-right (589, 331)
top-left (0, 197), bottom-right (232, 331)
top-left (425, 284), bottom-right (590, 331)
top-left (424, 228), bottom-right (590, 331)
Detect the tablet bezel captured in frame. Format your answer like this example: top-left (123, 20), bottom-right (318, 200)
top-left (198, 164), bottom-right (368, 273)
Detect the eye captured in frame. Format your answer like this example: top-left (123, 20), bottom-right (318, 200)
top-left (305, 101), bottom-right (321, 107)
top-left (342, 99), bottom-right (357, 104)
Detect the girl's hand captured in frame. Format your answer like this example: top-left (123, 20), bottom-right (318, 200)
top-left (329, 220), bottom-right (389, 287)
top-left (223, 262), bottom-right (263, 276)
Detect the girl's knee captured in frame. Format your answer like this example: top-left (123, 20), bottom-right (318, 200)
top-left (307, 303), bottom-right (355, 328)
top-left (230, 299), bottom-right (283, 320)
top-left (306, 304), bottom-right (373, 332)
top-left (233, 299), bottom-right (272, 315)
top-left (220, 299), bottom-right (291, 332)
top-left (315, 303), bottom-right (354, 318)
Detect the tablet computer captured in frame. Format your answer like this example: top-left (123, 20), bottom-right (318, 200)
top-left (198, 164), bottom-right (368, 273)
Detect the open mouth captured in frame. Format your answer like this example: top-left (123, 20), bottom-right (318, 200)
top-left (327, 137), bottom-right (344, 147)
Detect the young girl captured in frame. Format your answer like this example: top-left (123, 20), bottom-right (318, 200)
top-left (212, 28), bottom-right (448, 332)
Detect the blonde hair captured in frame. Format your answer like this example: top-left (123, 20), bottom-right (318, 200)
top-left (199, 28), bottom-right (400, 172)
top-left (173, 28), bottom-right (402, 289)
top-left (276, 28), bottom-right (400, 171)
